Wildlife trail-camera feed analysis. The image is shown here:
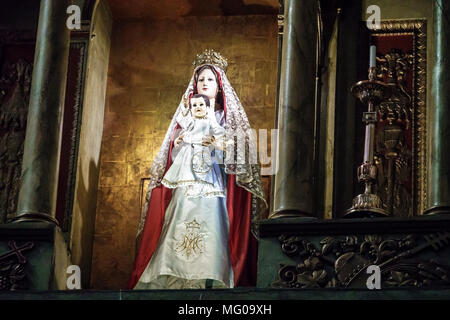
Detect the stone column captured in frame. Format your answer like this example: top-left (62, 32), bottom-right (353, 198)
top-left (13, 0), bottom-right (71, 224)
top-left (425, 0), bottom-right (450, 215)
top-left (270, 0), bottom-right (318, 219)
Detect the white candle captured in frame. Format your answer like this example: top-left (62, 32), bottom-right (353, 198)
top-left (370, 45), bottom-right (376, 68)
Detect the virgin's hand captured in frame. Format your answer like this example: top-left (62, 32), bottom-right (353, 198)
top-left (202, 135), bottom-right (215, 146)
top-left (211, 137), bottom-right (225, 151)
top-left (174, 134), bottom-right (184, 147)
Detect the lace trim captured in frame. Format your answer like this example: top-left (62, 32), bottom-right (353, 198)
top-left (183, 190), bottom-right (225, 198)
top-left (161, 178), bottom-right (215, 188)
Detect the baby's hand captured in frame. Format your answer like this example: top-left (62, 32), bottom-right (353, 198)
top-left (182, 95), bottom-right (189, 108)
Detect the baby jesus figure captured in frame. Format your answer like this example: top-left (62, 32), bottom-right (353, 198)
top-left (162, 94), bottom-right (226, 198)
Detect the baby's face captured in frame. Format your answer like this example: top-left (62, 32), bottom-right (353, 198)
top-left (191, 97), bottom-right (208, 118)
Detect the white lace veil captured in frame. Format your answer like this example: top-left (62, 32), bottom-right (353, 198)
top-left (137, 64), bottom-right (267, 238)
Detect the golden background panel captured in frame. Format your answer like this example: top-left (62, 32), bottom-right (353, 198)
top-left (91, 14), bottom-right (278, 289)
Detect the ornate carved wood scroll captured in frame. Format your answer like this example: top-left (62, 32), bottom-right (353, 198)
top-left (0, 32), bottom-right (35, 224)
top-left (273, 232), bottom-right (450, 289)
top-left (0, 61), bottom-right (31, 223)
top-left (0, 241), bottom-right (34, 291)
top-left (370, 20), bottom-right (427, 217)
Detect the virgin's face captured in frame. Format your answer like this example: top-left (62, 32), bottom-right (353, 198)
top-left (196, 68), bottom-right (218, 99)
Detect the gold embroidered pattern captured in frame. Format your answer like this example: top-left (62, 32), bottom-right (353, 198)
top-left (183, 188), bottom-right (225, 198)
top-left (175, 218), bottom-right (205, 259)
top-left (191, 150), bottom-right (212, 174)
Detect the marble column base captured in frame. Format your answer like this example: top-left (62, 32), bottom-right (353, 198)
top-left (11, 212), bottom-right (59, 225)
top-left (424, 204), bottom-right (450, 215)
top-left (269, 210), bottom-right (316, 219)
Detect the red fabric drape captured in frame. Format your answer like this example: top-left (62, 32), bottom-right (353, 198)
top-left (226, 174), bottom-right (252, 286)
top-left (127, 185), bottom-right (172, 289)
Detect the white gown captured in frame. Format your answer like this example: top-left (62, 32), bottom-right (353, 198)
top-left (161, 116), bottom-right (225, 199)
top-left (134, 111), bottom-right (234, 289)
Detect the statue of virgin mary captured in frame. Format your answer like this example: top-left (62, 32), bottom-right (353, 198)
top-left (128, 50), bottom-right (266, 289)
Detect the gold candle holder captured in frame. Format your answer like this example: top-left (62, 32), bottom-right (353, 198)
top-left (344, 67), bottom-right (392, 218)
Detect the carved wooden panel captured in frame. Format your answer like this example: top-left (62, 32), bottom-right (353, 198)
top-left (273, 232), bottom-right (450, 289)
top-left (0, 31), bottom-right (88, 230)
top-left (0, 32), bottom-right (35, 224)
top-left (370, 20), bottom-right (427, 217)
